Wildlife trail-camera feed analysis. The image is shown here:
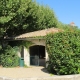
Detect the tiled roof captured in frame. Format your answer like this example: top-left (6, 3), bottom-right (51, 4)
top-left (15, 27), bottom-right (62, 39)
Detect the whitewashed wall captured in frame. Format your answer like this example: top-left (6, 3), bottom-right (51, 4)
top-left (23, 39), bottom-right (49, 67)
top-left (24, 47), bottom-right (30, 66)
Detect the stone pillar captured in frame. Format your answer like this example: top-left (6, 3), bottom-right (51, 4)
top-left (24, 47), bottom-right (30, 66)
top-left (45, 50), bottom-right (49, 68)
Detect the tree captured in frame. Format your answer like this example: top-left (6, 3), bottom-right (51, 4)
top-left (0, 0), bottom-right (58, 37)
top-left (0, 0), bottom-right (32, 37)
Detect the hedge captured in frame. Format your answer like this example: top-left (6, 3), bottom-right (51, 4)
top-left (46, 32), bottom-right (80, 75)
top-left (0, 46), bottom-right (19, 67)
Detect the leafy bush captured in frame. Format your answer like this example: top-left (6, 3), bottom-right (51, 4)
top-left (46, 32), bottom-right (80, 75)
top-left (0, 46), bottom-right (19, 67)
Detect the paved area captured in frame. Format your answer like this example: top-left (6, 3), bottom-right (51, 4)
top-left (0, 66), bottom-right (51, 79)
top-left (0, 66), bottom-right (80, 80)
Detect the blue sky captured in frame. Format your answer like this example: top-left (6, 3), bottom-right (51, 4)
top-left (36, 0), bottom-right (80, 28)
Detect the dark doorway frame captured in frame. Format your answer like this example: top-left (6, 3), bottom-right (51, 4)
top-left (29, 45), bottom-right (45, 66)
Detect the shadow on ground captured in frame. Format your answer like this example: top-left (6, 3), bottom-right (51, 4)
top-left (41, 67), bottom-right (49, 74)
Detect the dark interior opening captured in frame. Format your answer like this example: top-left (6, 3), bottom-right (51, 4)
top-left (29, 45), bottom-right (45, 66)
top-left (21, 46), bottom-right (24, 58)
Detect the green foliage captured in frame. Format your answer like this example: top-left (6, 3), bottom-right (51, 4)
top-left (9, 40), bottom-right (33, 48)
top-left (0, 43), bottom-right (2, 50)
top-left (21, 41), bottom-right (33, 48)
top-left (30, 5), bottom-right (58, 30)
top-left (0, 45), bottom-right (19, 67)
top-left (0, 0), bottom-right (30, 36)
top-left (57, 21), bottom-right (78, 31)
top-left (46, 31), bottom-right (80, 75)
top-left (0, 0), bottom-right (58, 37)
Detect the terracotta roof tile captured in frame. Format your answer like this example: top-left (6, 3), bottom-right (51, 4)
top-left (15, 27), bottom-right (62, 39)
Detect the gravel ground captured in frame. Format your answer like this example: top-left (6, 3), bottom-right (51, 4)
top-left (0, 66), bottom-right (51, 79)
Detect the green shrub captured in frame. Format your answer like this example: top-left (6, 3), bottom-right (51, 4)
top-left (46, 32), bottom-right (80, 75)
top-left (0, 46), bottom-right (19, 67)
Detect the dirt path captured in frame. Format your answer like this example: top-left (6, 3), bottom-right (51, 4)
top-left (0, 66), bottom-right (51, 79)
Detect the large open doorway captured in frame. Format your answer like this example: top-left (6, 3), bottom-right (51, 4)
top-left (29, 45), bottom-right (45, 67)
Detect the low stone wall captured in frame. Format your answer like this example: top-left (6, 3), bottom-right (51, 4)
top-left (0, 74), bottom-right (80, 80)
